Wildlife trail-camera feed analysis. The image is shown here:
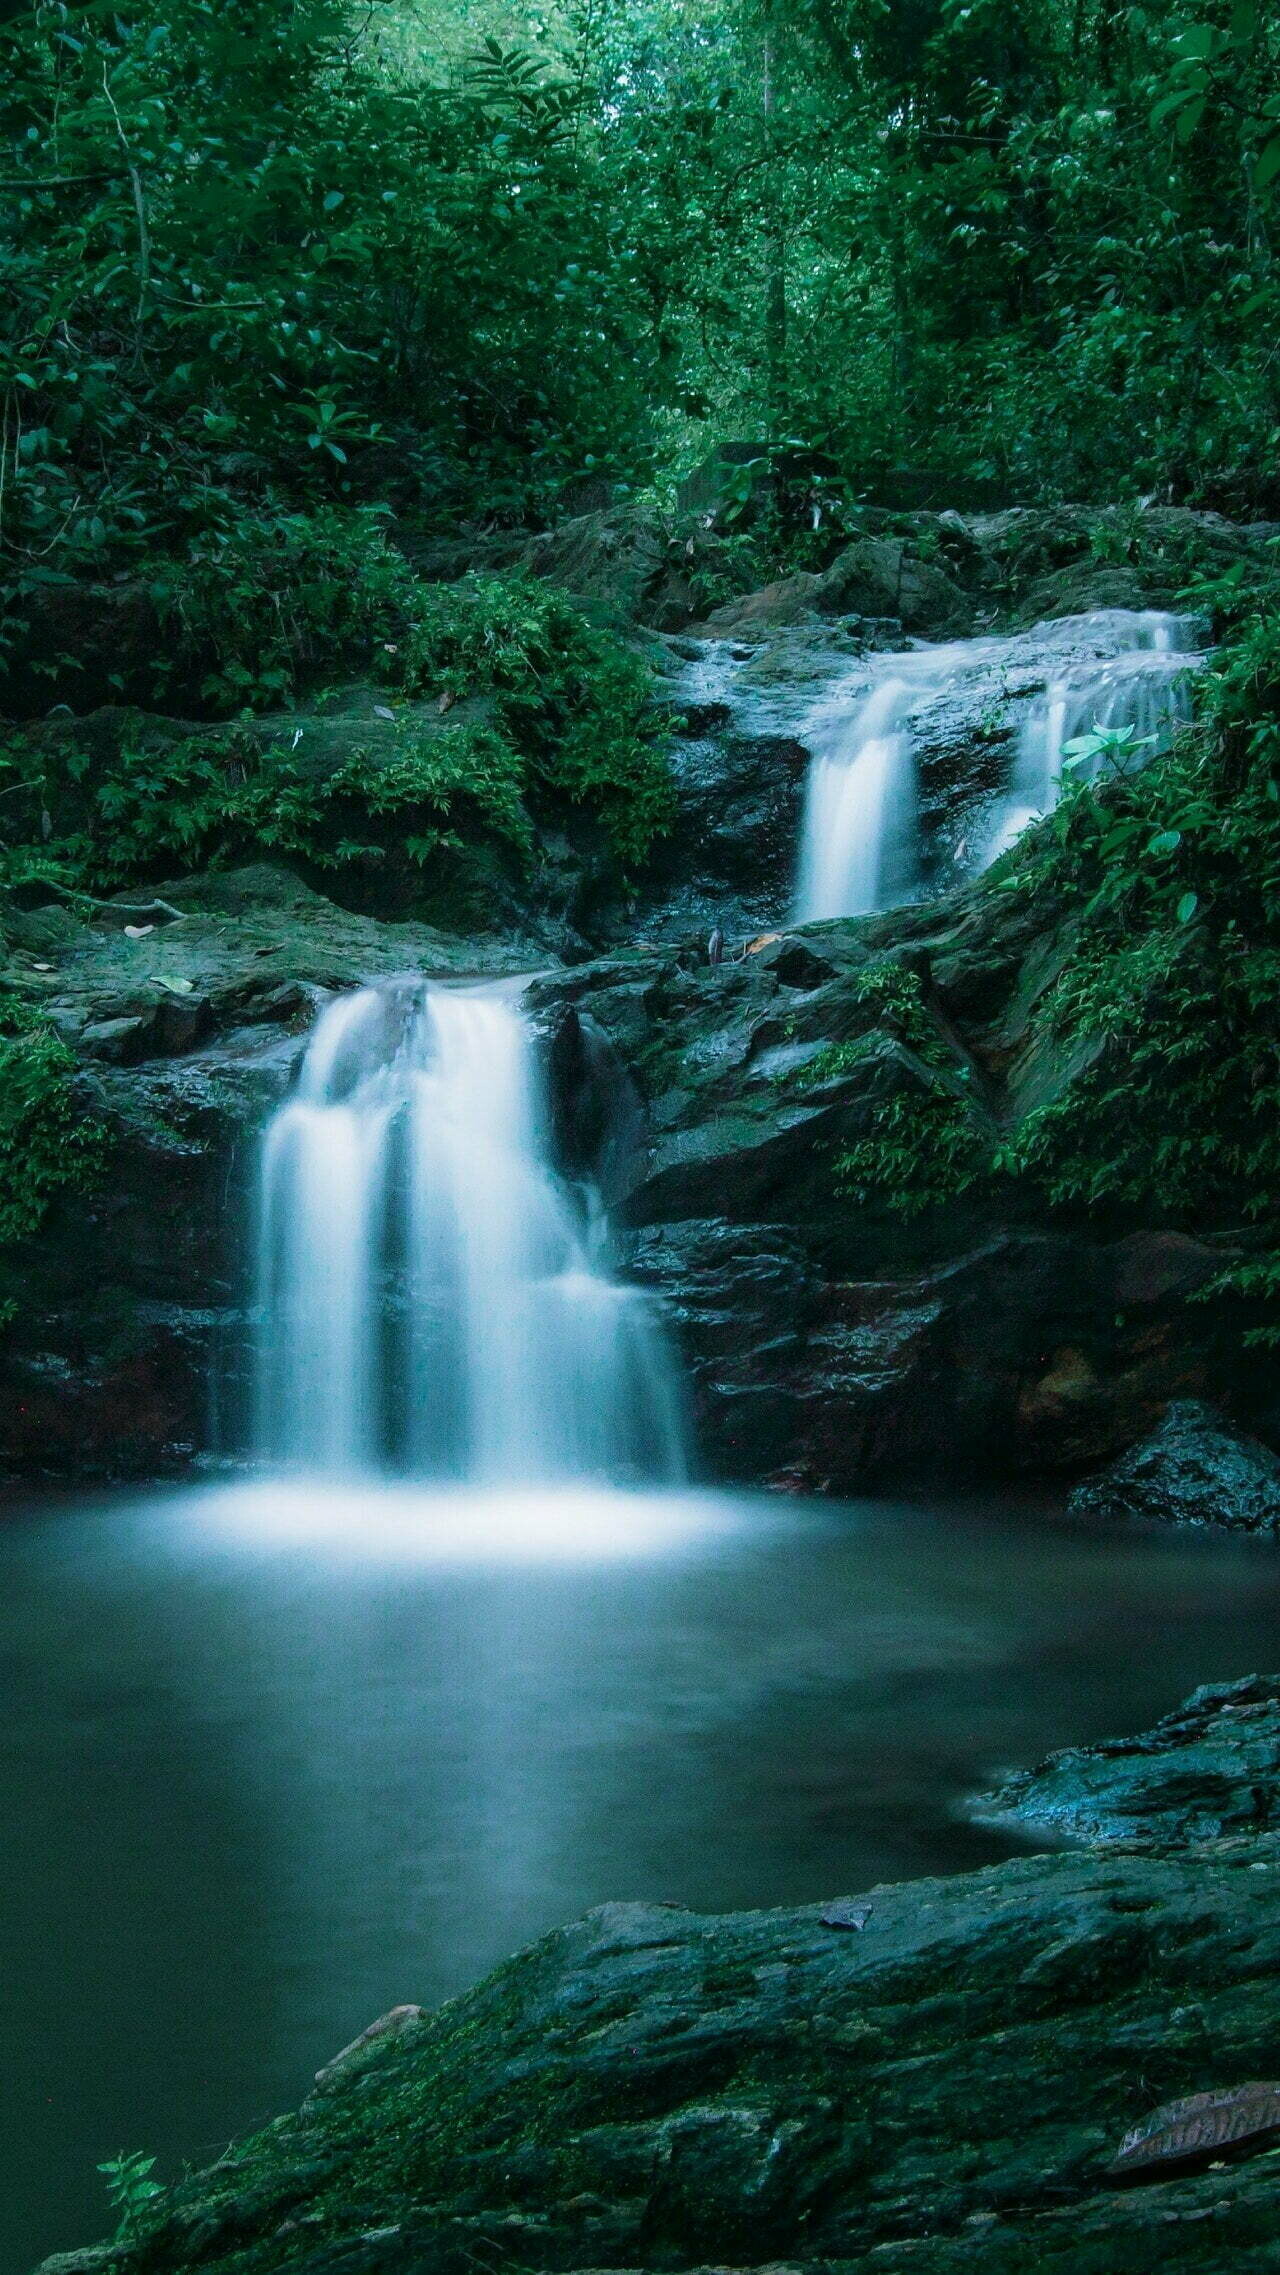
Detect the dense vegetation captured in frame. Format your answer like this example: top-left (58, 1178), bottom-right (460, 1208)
top-left (1, 0), bottom-right (1279, 1290)
top-left (3, 0), bottom-right (1278, 624)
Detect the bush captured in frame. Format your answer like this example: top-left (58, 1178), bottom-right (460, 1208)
top-left (148, 508), bottom-right (419, 714)
top-left (393, 572), bottom-right (675, 865)
top-left (0, 997), bottom-right (105, 1269)
top-left (0, 564), bottom-right (674, 896)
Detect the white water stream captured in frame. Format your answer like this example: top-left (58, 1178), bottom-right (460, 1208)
top-left (254, 982), bottom-right (685, 1485)
top-left (984, 610), bottom-right (1201, 859)
top-left (794, 677), bottom-right (918, 920)
top-left (790, 608), bottom-right (1203, 921)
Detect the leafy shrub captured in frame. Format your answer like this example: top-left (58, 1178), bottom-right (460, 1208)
top-left (394, 573), bottom-right (674, 864)
top-left (149, 508), bottom-right (419, 714)
top-left (806, 962), bottom-right (994, 1218)
top-left (0, 996), bottom-right (105, 1265)
top-left (82, 721), bottom-right (530, 886)
top-left (0, 566), bottom-right (673, 894)
top-left (97, 2151), bottom-right (164, 2242)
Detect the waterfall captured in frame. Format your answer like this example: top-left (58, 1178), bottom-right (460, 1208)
top-left (985, 610), bottom-right (1201, 860)
top-left (795, 676), bottom-right (919, 921)
top-left (253, 982), bottom-right (686, 1486)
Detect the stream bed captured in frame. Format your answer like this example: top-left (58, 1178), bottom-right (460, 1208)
top-left (5, 1479), bottom-right (1280, 2268)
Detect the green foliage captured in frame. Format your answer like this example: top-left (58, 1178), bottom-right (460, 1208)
top-left (148, 508), bottom-right (420, 714)
top-left (84, 719), bottom-right (532, 885)
top-left (0, 0), bottom-right (663, 670)
top-left (807, 962), bottom-right (993, 1218)
top-left (394, 574), bottom-right (675, 863)
top-left (97, 2150), bottom-right (164, 2242)
top-left (0, 568), bottom-right (673, 889)
top-left (989, 594), bottom-right (1280, 1328)
top-left (0, 994), bottom-right (105, 1271)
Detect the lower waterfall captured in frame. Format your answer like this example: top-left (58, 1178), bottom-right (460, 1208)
top-left (253, 981), bottom-right (686, 1485)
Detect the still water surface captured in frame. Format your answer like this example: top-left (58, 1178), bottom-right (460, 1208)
top-left (4, 1479), bottom-right (1280, 2269)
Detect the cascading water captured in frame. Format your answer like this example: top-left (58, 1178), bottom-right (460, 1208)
top-left (254, 982), bottom-right (686, 1486)
top-left (984, 610), bottom-right (1202, 860)
top-left (794, 675), bottom-right (919, 921)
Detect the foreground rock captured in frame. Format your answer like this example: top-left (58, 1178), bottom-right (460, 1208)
top-left (40, 1832), bottom-right (1280, 2270)
top-left (973, 1673), bottom-right (1280, 1847)
top-left (1066, 1401), bottom-right (1280, 1536)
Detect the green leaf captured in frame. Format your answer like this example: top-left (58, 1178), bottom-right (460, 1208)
top-left (1147, 829), bottom-right (1183, 856)
top-left (1151, 90), bottom-right (1195, 129)
top-left (1173, 23), bottom-right (1217, 58)
top-left (1176, 96), bottom-right (1207, 144)
top-left (1255, 135), bottom-right (1280, 192)
top-left (322, 188), bottom-right (345, 211)
top-left (1177, 891), bottom-right (1199, 924)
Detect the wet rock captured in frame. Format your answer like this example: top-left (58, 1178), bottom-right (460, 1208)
top-left (1066, 1401), bottom-right (1280, 1536)
top-left (313, 2004), bottom-right (427, 2090)
top-left (80, 1016), bottom-right (148, 1066)
top-left (631, 732), bottom-right (811, 944)
top-left (529, 900), bottom-right (1231, 1488)
top-left (697, 539), bottom-right (970, 644)
top-left (46, 1821), bottom-right (1280, 2275)
top-left (972, 1673), bottom-right (1280, 1848)
top-left (815, 536), bottom-right (971, 637)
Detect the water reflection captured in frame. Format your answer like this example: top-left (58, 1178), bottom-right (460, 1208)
top-left (4, 1481), bottom-right (1279, 2268)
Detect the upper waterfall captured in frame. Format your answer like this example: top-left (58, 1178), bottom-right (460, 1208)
top-left (794, 676), bottom-right (918, 921)
top-left (983, 610), bottom-right (1200, 860)
top-left (254, 982), bottom-right (686, 1486)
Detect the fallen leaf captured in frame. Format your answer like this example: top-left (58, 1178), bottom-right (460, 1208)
top-left (151, 974), bottom-right (195, 996)
top-left (437, 690), bottom-right (456, 715)
top-left (123, 924), bottom-right (154, 939)
top-left (821, 1902), bottom-right (872, 1932)
top-left (32, 961), bottom-right (53, 973)
top-left (745, 931), bottom-right (782, 956)
top-left (373, 704), bottom-right (396, 721)
top-left (1109, 2082), bottom-right (1280, 2178)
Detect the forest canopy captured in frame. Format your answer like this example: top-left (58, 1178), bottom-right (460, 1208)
top-left (2, 0), bottom-right (1278, 653)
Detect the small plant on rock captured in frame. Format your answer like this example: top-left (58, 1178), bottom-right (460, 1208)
top-left (97, 2150), bottom-right (164, 2239)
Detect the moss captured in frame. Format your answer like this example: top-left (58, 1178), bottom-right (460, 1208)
top-left (0, 995), bottom-right (106, 1313)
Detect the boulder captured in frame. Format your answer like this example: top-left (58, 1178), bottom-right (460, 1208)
top-left (972, 1673), bottom-right (1280, 1848)
top-left (1066, 1401), bottom-right (1280, 1535)
top-left (528, 894), bottom-right (1231, 1488)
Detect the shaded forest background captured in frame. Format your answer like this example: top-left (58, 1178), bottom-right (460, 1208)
top-left (3, 0), bottom-right (1279, 647)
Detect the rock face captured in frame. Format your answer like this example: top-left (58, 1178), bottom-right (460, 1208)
top-left (973, 1673), bottom-right (1280, 1847)
top-left (528, 883), bottom-right (1234, 1488)
top-left (40, 1681), bottom-right (1280, 2274)
top-left (689, 503), bottom-right (1279, 645)
top-left (1065, 1401), bottom-right (1280, 1536)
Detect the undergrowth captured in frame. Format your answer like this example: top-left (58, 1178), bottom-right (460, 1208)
top-left (0, 547), bottom-right (674, 893)
top-left (0, 996), bottom-right (106, 1295)
top-left (813, 570), bottom-right (1280, 1340)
